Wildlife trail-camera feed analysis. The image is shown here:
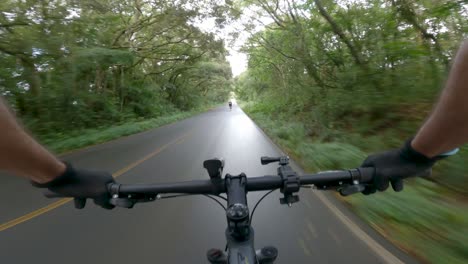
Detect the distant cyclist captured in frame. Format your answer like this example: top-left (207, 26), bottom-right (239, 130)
top-left (228, 100), bottom-right (232, 110)
top-left (0, 40), bottom-right (467, 205)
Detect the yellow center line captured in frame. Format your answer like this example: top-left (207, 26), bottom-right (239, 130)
top-left (112, 133), bottom-right (190, 178)
top-left (306, 220), bottom-right (318, 238)
top-left (0, 132), bottom-right (191, 232)
top-left (298, 238), bottom-right (312, 256)
top-left (327, 227), bottom-right (342, 245)
top-left (0, 198), bottom-right (73, 232)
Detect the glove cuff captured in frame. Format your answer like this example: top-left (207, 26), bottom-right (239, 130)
top-left (31, 162), bottom-right (75, 188)
top-left (401, 138), bottom-right (439, 164)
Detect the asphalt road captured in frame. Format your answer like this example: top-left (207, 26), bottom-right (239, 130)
top-left (0, 105), bottom-right (419, 264)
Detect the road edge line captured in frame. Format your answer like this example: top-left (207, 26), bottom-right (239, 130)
top-left (313, 192), bottom-right (405, 264)
top-left (238, 106), bottom-right (405, 264)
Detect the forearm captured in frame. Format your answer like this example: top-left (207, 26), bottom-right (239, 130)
top-left (412, 40), bottom-right (468, 157)
top-left (0, 98), bottom-right (64, 183)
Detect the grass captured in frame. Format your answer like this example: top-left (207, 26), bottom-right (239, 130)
top-left (241, 101), bottom-right (468, 264)
top-left (347, 179), bottom-right (468, 264)
top-left (38, 104), bottom-right (218, 154)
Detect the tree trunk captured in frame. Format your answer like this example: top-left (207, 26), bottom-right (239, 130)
top-left (313, 0), bottom-right (381, 90)
top-left (18, 55), bottom-right (41, 117)
top-left (314, 0), bottom-right (366, 67)
top-left (119, 66), bottom-right (125, 112)
top-left (393, 0), bottom-right (449, 70)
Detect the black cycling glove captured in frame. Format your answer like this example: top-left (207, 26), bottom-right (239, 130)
top-left (32, 163), bottom-right (115, 209)
top-left (360, 138), bottom-right (440, 194)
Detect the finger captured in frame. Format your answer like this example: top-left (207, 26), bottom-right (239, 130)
top-left (93, 198), bottom-right (115, 210)
top-left (74, 198), bottom-right (86, 209)
top-left (43, 190), bottom-right (67, 198)
top-left (362, 186), bottom-right (377, 195)
top-left (376, 179), bottom-right (389, 191)
top-left (391, 179), bottom-right (404, 192)
top-left (360, 157), bottom-right (374, 167)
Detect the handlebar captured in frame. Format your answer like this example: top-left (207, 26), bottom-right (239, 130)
top-left (107, 167), bottom-right (375, 197)
top-left (42, 160), bottom-right (376, 264)
top-left (44, 167), bottom-right (375, 207)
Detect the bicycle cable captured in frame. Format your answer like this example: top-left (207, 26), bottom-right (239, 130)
top-left (249, 189), bottom-right (278, 226)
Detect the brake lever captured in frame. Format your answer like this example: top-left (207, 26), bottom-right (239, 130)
top-left (338, 184), bottom-right (366, 196)
top-left (109, 193), bottom-right (158, 208)
top-left (44, 189), bottom-right (138, 209)
top-left (110, 197), bottom-right (136, 208)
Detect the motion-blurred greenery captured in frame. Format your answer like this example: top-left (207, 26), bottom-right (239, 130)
top-left (241, 100), bottom-right (468, 263)
top-left (235, 1), bottom-right (468, 262)
top-left (0, 0), bottom-right (235, 144)
top-left (40, 103), bottom-right (219, 154)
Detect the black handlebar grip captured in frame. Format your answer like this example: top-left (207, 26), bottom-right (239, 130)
top-left (261, 156), bottom-right (280, 165)
top-left (357, 167), bottom-right (375, 183)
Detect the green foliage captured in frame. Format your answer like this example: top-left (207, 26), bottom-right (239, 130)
top-left (348, 178), bottom-right (468, 264)
top-left (244, 106), bottom-right (468, 264)
top-left (238, 0), bottom-right (468, 262)
top-left (40, 104), bottom-right (217, 154)
top-left (237, 0), bottom-right (466, 190)
top-left (242, 104), bottom-right (366, 170)
top-left (297, 142), bottom-right (366, 171)
top-left (73, 48), bottom-right (135, 70)
top-left (0, 0), bottom-right (234, 138)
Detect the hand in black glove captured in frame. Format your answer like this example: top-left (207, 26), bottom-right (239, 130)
top-left (360, 139), bottom-right (439, 194)
top-left (32, 163), bottom-right (115, 209)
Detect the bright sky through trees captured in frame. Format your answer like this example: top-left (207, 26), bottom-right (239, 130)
top-left (194, 6), bottom-right (273, 77)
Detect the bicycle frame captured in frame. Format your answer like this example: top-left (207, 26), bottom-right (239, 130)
top-left (207, 173), bottom-right (277, 264)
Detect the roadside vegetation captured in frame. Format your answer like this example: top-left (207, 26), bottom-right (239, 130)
top-left (236, 1), bottom-right (468, 263)
top-left (41, 104), bottom-right (219, 154)
top-left (241, 103), bottom-right (468, 264)
top-left (0, 0), bottom-right (235, 152)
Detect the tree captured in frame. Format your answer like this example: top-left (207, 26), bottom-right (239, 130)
top-left (0, 0), bottom-right (235, 133)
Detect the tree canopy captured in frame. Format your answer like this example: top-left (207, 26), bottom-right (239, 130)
top-left (0, 0), bottom-right (235, 133)
top-left (235, 0), bottom-right (468, 195)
